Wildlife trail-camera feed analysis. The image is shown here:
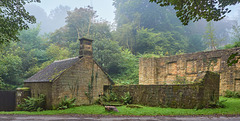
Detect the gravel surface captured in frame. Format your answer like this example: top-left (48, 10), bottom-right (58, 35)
top-left (0, 114), bottom-right (240, 121)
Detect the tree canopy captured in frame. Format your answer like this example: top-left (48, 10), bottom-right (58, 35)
top-left (0, 0), bottom-right (40, 44)
top-left (150, 0), bottom-right (240, 25)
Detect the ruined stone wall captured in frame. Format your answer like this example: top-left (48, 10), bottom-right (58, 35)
top-left (105, 71), bottom-right (219, 109)
top-left (51, 57), bottom-right (111, 107)
top-left (139, 47), bottom-right (240, 95)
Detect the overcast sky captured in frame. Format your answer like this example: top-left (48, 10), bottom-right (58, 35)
top-left (31, 0), bottom-right (240, 23)
top-left (31, 0), bottom-right (115, 23)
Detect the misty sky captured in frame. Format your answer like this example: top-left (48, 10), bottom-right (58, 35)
top-left (31, 0), bottom-right (115, 23)
top-left (28, 0), bottom-right (240, 34)
top-left (31, 0), bottom-right (240, 23)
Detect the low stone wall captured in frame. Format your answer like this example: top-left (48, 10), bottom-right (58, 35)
top-left (105, 71), bottom-right (219, 109)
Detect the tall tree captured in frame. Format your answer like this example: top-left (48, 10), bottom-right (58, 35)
top-left (203, 22), bottom-right (217, 50)
top-left (113, 0), bottom-right (182, 32)
top-left (66, 6), bottom-right (96, 40)
top-left (0, 0), bottom-right (40, 44)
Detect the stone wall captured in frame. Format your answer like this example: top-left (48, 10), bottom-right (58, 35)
top-left (139, 47), bottom-right (240, 95)
top-left (24, 82), bottom-right (52, 109)
top-left (16, 87), bottom-right (31, 110)
top-left (51, 57), bottom-right (111, 107)
top-left (105, 71), bottom-right (219, 109)
top-left (24, 57), bottom-right (111, 109)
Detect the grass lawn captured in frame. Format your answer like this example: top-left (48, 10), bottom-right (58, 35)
top-left (0, 97), bottom-right (239, 116)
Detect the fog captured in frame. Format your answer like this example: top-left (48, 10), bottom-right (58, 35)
top-left (26, 0), bottom-right (114, 34)
top-left (26, 0), bottom-right (240, 36)
top-left (2, 0), bottom-right (240, 89)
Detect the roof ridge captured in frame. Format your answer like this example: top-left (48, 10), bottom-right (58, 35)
top-left (24, 56), bottom-right (82, 83)
top-left (54, 57), bottom-right (79, 63)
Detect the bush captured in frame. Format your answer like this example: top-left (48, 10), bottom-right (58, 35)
top-left (224, 90), bottom-right (240, 98)
top-left (121, 92), bottom-right (132, 105)
top-left (208, 99), bottom-right (227, 108)
top-left (57, 97), bottom-right (76, 110)
top-left (18, 94), bottom-right (46, 111)
top-left (97, 92), bottom-right (118, 105)
top-left (173, 75), bottom-right (189, 84)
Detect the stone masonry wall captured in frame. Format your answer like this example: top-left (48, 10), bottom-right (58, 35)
top-left (51, 57), bottom-right (111, 108)
top-left (24, 82), bottom-right (52, 109)
top-left (139, 47), bottom-right (240, 95)
top-left (105, 71), bottom-right (219, 109)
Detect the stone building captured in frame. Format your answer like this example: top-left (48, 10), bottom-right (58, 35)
top-left (139, 47), bottom-right (240, 95)
top-left (24, 38), bottom-right (114, 109)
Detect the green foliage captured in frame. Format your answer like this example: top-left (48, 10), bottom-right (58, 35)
top-left (93, 38), bottom-right (139, 85)
top-left (18, 94), bottom-right (46, 112)
top-left (208, 99), bottom-right (227, 108)
top-left (98, 91), bottom-right (132, 105)
top-left (46, 44), bottom-right (70, 61)
top-left (203, 22), bottom-right (220, 50)
top-left (0, 0), bottom-right (40, 44)
top-left (173, 75), bottom-right (189, 84)
top-left (149, 0), bottom-right (238, 25)
top-left (66, 6), bottom-right (97, 39)
top-left (140, 53), bottom-right (162, 58)
top-left (85, 64), bottom-right (97, 104)
top-left (0, 78), bottom-right (17, 90)
top-left (1, 97), bottom-right (240, 116)
top-left (93, 39), bottom-right (122, 74)
top-left (0, 50), bottom-right (23, 85)
top-left (97, 92), bottom-right (119, 105)
top-left (112, 49), bottom-right (139, 85)
top-left (113, 0), bottom-right (182, 31)
top-left (224, 90), bottom-right (240, 98)
top-left (227, 52), bottom-right (240, 66)
top-left (186, 35), bottom-right (206, 53)
top-left (231, 22), bottom-right (240, 43)
top-left (121, 92), bottom-right (132, 105)
top-left (224, 41), bottom-right (240, 49)
top-left (57, 97), bottom-right (76, 110)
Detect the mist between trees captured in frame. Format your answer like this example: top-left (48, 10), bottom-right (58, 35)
top-left (1, 0), bottom-right (240, 90)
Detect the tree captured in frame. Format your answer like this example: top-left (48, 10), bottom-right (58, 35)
top-left (150, 0), bottom-right (240, 25)
top-left (93, 39), bottom-right (123, 74)
top-left (113, 0), bottom-right (182, 31)
top-left (203, 21), bottom-right (224, 50)
top-left (66, 6), bottom-right (96, 40)
top-left (186, 35), bottom-right (206, 53)
top-left (0, 0), bottom-right (40, 44)
top-left (231, 22), bottom-right (240, 43)
top-left (203, 22), bottom-right (218, 50)
top-left (0, 43), bottom-right (23, 85)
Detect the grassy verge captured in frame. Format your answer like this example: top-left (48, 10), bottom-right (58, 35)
top-left (0, 97), bottom-right (239, 116)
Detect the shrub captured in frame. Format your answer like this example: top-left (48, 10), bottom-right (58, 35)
top-left (121, 92), bottom-right (132, 105)
top-left (224, 90), bottom-right (240, 98)
top-left (18, 94), bottom-right (46, 111)
top-left (173, 75), bottom-right (188, 84)
top-left (208, 99), bottom-right (227, 108)
top-left (97, 92), bottom-right (118, 105)
top-left (57, 97), bottom-right (76, 110)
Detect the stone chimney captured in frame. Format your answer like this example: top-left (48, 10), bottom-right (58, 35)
top-left (79, 38), bottom-right (93, 57)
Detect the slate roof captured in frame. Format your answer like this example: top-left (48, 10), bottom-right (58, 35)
top-left (24, 56), bottom-right (114, 84)
top-left (24, 57), bottom-right (80, 83)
